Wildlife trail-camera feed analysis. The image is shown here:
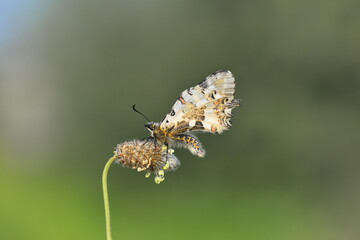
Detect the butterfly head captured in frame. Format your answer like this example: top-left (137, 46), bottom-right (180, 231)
top-left (145, 122), bottom-right (161, 138)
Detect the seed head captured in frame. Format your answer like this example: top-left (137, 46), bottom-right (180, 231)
top-left (114, 139), bottom-right (180, 183)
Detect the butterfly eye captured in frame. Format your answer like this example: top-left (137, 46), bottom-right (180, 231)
top-left (144, 124), bottom-right (154, 130)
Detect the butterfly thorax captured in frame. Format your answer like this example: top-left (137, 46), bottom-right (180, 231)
top-left (145, 122), bottom-right (167, 143)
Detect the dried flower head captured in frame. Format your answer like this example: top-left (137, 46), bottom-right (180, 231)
top-left (114, 139), bottom-right (180, 183)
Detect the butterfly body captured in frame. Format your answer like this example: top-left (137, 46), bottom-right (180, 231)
top-left (144, 70), bottom-right (241, 158)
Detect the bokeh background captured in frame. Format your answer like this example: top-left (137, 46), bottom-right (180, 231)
top-left (1, 1), bottom-right (359, 239)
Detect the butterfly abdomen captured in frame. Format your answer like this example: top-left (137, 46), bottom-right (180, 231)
top-left (173, 134), bottom-right (205, 157)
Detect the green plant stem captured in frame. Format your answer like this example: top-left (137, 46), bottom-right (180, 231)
top-left (102, 155), bottom-right (118, 240)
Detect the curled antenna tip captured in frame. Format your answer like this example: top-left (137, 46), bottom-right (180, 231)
top-left (132, 104), bottom-right (151, 122)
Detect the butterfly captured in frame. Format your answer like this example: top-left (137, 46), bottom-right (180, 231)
top-left (143, 70), bottom-right (241, 158)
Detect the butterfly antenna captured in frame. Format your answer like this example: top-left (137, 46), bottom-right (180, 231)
top-left (132, 105), bottom-right (151, 122)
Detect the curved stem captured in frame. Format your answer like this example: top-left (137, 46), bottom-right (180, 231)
top-left (102, 155), bottom-right (118, 240)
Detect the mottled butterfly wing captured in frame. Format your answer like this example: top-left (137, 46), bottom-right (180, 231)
top-left (160, 70), bottom-right (241, 135)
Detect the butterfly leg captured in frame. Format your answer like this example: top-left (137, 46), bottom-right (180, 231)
top-left (173, 134), bottom-right (205, 157)
top-left (163, 142), bottom-right (169, 167)
top-left (141, 136), bottom-right (155, 146)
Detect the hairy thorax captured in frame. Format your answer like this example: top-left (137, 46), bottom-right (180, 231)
top-left (145, 122), bottom-right (168, 143)
top-left (152, 126), bottom-right (167, 142)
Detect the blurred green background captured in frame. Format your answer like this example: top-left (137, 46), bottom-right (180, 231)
top-left (1, 1), bottom-right (359, 239)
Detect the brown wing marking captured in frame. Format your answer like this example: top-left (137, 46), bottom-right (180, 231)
top-left (182, 102), bottom-right (206, 121)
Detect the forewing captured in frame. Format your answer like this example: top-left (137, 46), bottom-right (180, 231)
top-left (160, 70), bottom-right (241, 135)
